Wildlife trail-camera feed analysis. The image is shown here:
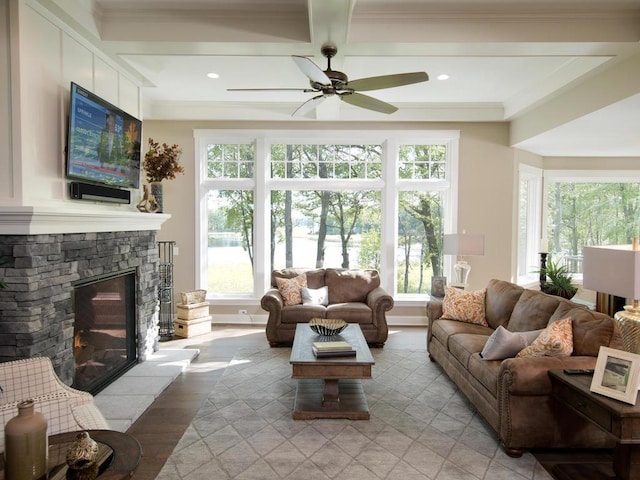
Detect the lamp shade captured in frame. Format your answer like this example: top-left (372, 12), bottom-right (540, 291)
top-left (583, 245), bottom-right (640, 300)
top-left (443, 234), bottom-right (485, 256)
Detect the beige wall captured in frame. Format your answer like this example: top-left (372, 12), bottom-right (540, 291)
top-left (143, 120), bottom-right (518, 322)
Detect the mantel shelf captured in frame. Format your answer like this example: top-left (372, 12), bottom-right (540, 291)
top-left (0, 206), bottom-right (170, 235)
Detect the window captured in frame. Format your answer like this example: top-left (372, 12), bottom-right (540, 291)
top-left (543, 171), bottom-right (640, 275)
top-left (195, 130), bottom-right (459, 300)
top-left (517, 165), bottom-right (542, 283)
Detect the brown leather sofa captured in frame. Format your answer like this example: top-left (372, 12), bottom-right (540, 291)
top-left (427, 278), bottom-right (623, 456)
top-left (261, 268), bottom-right (393, 347)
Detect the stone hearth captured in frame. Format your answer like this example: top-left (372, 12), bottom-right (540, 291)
top-left (0, 207), bottom-right (169, 387)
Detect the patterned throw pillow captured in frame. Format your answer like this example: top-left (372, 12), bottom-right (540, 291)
top-left (480, 326), bottom-right (544, 360)
top-left (441, 286), bottom-right (488, 326)
top-left (516, 317), bottom-right (573, 358)
top-left (275, 274), bottom-right (308, 306)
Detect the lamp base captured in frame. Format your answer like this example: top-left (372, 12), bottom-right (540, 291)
top-left (614, 306), bottom-right (640, 354)
top-left (452, 260), bottom-right (471, 290)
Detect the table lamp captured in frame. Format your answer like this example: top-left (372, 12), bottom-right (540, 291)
top-left (443, 232), bottom-right (485, 289)
top-left (583, 237), bottom-right (640, 353)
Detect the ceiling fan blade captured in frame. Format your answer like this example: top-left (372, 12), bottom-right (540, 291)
top-left (292, 94), bottom-right (327, 117)
top-left (340, 92), bottom-right (398, 114)
top-left (227, 88), bottom-right (317, 92)
top-left (292, 56), bottom-right (331, 86)
top-left (347, 72), bottom-right (429, 92)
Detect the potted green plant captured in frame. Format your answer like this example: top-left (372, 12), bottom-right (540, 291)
top-left (538, 258), bottom-right (578, 299)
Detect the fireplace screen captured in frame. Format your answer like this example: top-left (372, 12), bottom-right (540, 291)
top-left (73, 269), bottom-right (137, 395)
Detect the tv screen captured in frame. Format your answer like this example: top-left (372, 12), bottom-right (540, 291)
top-left (66, 82), bottom-right (141, 189)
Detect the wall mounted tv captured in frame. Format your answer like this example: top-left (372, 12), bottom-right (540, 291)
top-left (66, 82), bottom-right (141, 189)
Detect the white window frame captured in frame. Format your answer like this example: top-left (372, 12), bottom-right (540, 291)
top-left (517, 164), bottom-right (543, 285)
top-left (194, 129), bottom-right (459, 303)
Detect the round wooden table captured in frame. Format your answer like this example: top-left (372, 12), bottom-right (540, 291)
top-left (0, 429), bottom-right (142, 480)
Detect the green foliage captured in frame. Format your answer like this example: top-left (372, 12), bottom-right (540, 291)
top-left (538, 259), bottom-right (578, 299)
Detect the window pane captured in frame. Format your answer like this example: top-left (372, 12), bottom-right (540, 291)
top-left (270, 190), bottom-right (381, 270)
top-left (271, 144), bottom-right (382, 179)
top-left (397, 191), bottom-right (444, 294)
top-left (207, 190), bottom-right (254, 293)
top-left (546, 182), bottom-right (640, 274)
top-left (399, 144), bottom-right (446, 180)
top-left (207, 143), bottom-right (255, 179)
top-left (518, 178), bottom-right (530, 277)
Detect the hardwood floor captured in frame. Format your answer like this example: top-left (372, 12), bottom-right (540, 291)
top-left (125, 325), bottom-right (612, 480)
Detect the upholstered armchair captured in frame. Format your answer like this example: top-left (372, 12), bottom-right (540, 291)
top-left (0, 357), bottom-right (109, 452)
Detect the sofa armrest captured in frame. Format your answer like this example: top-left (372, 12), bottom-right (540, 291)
top-left (366, 287), bottom-right (394, 318)
top-left (426, 298), bottom-right (444, 348)
top-left (262, 288), bottom-right (285, 345)
top-left (499, 355), bottom-right (597, 397)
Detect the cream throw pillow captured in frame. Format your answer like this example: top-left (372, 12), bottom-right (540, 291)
top-left (275, 274), bottom-right (308, 306)
top-left (441, 286), bottom-right (488, 327)
top-left (516, 317), bottom-right (573, 358)
top-left (481, 326), bottom-right (543, 360)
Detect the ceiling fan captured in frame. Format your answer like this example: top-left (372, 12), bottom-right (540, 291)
top-left (228, 44), bottom-right (429, 117)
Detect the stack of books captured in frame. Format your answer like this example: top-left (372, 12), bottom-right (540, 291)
top-left (312, 341), bottom-right (356, 358)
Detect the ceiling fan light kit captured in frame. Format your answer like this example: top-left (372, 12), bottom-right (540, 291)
top-left (229, 44), bottom-right (429, 117)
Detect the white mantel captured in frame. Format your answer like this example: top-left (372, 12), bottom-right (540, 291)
top-left (0, 206), bottom-right (170, 235)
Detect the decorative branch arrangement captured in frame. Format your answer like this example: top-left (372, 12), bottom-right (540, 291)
top-left (143, 138), bottom-right (184, 183)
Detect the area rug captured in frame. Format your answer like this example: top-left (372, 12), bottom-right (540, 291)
top-left (157, 347), bottom-right (553, 480)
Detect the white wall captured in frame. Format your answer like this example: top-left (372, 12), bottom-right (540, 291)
top-left (1, 0), bottom-right (143, 209)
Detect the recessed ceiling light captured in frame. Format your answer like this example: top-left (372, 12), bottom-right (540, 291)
top-left (436, 74), bottom-right (449, 81)
top-left (206, 72), bottom-right (220, 79)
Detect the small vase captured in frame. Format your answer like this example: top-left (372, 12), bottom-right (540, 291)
top-left (150, 182), bottom-right (163, 213)
top-left (4, 399), bottom-right (48, 480)
top-left (66, 431), bottom-right (100, 480)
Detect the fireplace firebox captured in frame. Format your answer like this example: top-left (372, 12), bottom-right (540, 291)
top-left (73, 269), bottom-right (137, 395)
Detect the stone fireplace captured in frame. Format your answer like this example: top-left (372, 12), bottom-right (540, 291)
top-left (0, 208), bottom-right (169, 388)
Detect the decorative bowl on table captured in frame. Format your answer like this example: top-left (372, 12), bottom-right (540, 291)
top-left (309, 318), bottom-right (347, 336)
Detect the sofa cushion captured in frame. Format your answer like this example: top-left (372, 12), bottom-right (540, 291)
top-left (449, 333), bottom-right (490, 369)
top-left (275, 274), bottom-right (307, 305)
top-left (301, 286), bottom-right (329, 306)
top-left (432, 319), bottom-right (494, 349)
top-left (468, 353), bottom-right (502, 396)
top-left (441, 287), bottom-right (488, 326)
top-left (569, 308), bottom-right (622, 356)
top-left (516, 317), bottom-right (573, 358)
top-left (484, 279), bottom-right (524, 330)
top-left (325, 268), bottom-right (380, 304)
top-left (480, 326), bottom-right (543, 360)
top-left (507, 290), bottom-right (562, 332)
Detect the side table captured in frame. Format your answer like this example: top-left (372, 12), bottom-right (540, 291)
top-left (549, 370), bottom-right (640, 480)
top-left (0, 429), bottom-right (142, 480)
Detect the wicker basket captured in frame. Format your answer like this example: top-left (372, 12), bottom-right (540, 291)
top-left (180, 289), bottom-right (207, 305)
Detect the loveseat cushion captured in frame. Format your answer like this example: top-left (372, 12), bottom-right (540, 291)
top-left (271, 268), bottom-right (326, 289)
top-left (327, 303), bottom-right (372, 323)
top-left (325, 268), bottom-right (380, 304)
top-left (507, 290), bottom-right (562, 332)
top-left (281, 304), bottom-right (326, 323)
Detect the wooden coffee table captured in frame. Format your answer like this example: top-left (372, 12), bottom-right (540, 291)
top-left (289, 323), bottom-right (375, 420)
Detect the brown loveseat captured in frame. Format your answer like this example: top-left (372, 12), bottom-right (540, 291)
top-left (427, 278), bottom-right (623, 456)
top-left (261, 268), bottom-right (393, 347)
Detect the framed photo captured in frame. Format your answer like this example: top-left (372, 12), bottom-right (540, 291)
top-left (590, 346), bottom-right (640, 405)
top-left (430, 276), bottom-right (446, 297)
